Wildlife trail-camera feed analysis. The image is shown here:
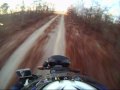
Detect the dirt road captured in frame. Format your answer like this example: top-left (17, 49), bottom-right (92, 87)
top-left (1, 14), bottom-right (118, 89)
top-left (0, 15), bottom-right (66, 89)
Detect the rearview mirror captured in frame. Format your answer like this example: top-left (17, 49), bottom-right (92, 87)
top-left (16, 68), bottom-right (32, 78)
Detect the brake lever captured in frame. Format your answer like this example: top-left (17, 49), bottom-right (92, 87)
top-left (70, 69), bottom-right (80, 73)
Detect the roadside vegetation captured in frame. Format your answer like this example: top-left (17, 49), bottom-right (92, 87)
top-left (65, 2), bottom-right (120, 89)
top-left (67, 4), bottom-right (120, 52)
top-left (0, 1), bottom-right (54, 47)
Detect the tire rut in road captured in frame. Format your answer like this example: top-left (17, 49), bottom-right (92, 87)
top-left (19, 16), bottom-right (60, 71)
top-left (0, 15), bottom-right (58, 89)
top-left (0, 16), bottom-right (55, 69)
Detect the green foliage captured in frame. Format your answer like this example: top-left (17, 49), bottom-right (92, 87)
top-left (0, 3), bottom-right (9, 14)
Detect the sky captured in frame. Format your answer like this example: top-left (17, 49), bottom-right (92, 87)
top-left (45, 0), bottom-right (72, 12)
top-left (0, 0), bottom-right (120, 16)
top-left (100, 0), bottom-right (120, 17)
top-left (73, 0), bottom-right (120, 16)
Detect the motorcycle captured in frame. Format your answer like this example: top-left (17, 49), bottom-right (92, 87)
top-left (12, 55), bottom-right (107, 90)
